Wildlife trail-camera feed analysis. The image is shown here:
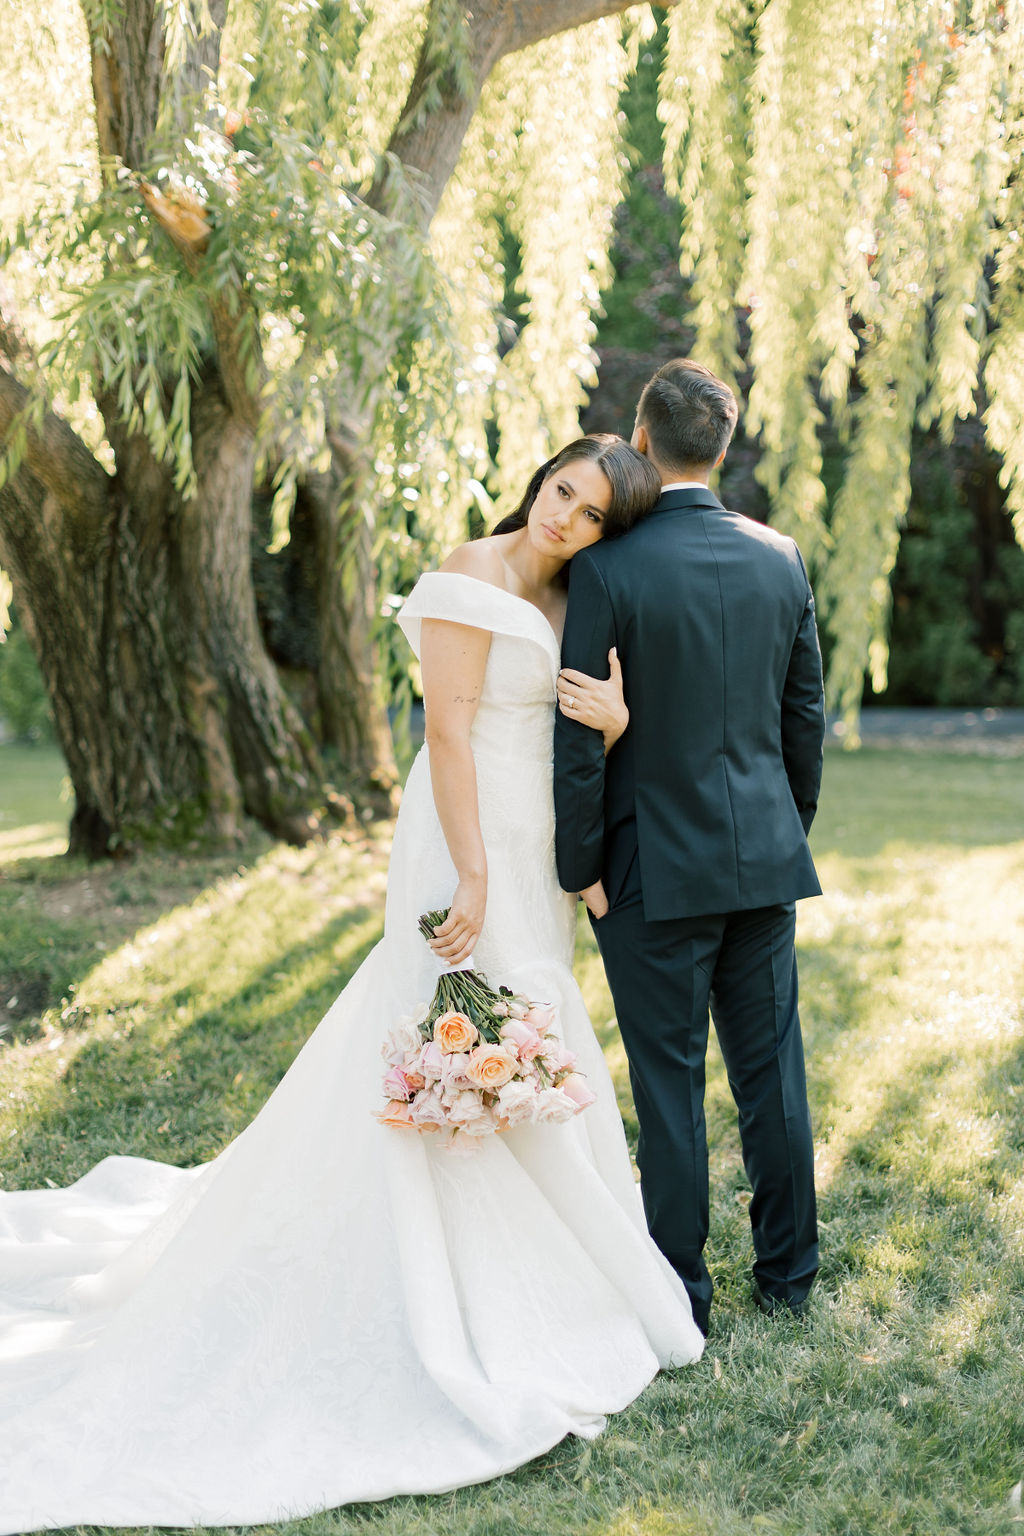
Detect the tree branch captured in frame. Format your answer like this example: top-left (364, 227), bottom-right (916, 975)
top-left (503, 0), bottom-right (642, 55)
top-left (0, 281), bottom-right (34, 370)
top-left (0, 367), bottom-right (112, 529)
top-left (86, 0), bottom-right (228, 171)
top-left (374, 0), bottom-right (643, 225)
top-left (137, 181), bottom-right (266, 434)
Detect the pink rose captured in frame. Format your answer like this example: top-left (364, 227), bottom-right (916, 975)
top-left (461, 1105), bottom-right (499, 1137)
top-left (447, 1089), bottom-right (489, 1127)
top-left (534, 1086), bottom-right (579, 1125)
top-left (495, 1078), bottom-right (538, 1128)
top-left (559, 1072), bottom-right (597, 1110)
top-left (524, 1005), bottom-right (557, 1036)
top-left (441, 1050), bottom-right (472, 1089)
top-left (542, 1040), bottom-right (576, 1075)
top-left (417, 1040), bottom-right (445, 1082)
top-left (382, 1014), bottom-right (428, 1060)
top-left (382, 1065), bottom-right (415, 1101)
top-left (409, 1087), bottom-right (448, 1129)
top-left (465, 1043), bottom-right (517, 1091)
top-left (499, 1018), bottom-right (545, 1060)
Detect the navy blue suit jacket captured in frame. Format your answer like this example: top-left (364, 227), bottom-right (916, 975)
top-left (553, 487), bottom-right (825, 920)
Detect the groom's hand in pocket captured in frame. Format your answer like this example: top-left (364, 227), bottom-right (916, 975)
top-left (580, 880), bottom-right (610, 921)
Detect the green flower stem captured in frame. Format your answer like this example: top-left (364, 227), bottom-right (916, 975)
top-left (418, 908), bottom-right (538, 1047)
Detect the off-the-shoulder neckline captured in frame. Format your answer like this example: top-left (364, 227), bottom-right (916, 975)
top-left (415, 569), bottom-right (561, 652)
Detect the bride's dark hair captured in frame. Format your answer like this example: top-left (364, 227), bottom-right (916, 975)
top-left (490, 434), bottom-right (661, 542)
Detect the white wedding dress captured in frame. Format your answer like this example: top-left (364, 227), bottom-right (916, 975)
top-left (0, 571), bottom-right (702, 1534)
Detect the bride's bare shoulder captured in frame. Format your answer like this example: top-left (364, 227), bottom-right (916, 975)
top-left (439, 538), bottom-right (509, 590)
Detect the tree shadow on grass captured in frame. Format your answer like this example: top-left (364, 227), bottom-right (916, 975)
top-left (5, 900), bottom-right (385, 1186)
top-left (0, 843), bottom-right (277, 1045)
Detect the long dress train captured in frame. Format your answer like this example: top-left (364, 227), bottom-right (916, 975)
top-left (0, 571), bottom-right (702, 1534)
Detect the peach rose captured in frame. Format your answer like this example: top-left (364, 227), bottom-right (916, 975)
top-left (376, 1099), bottom-right (417, 1129)
top-left (434, 1010), bottom-right (479, 1054)
top-left (465, 1043), bottom-right (517, 1091)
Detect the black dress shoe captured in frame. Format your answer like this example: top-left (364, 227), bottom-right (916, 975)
top-left (751, 1279), bottom-right (809, 1320)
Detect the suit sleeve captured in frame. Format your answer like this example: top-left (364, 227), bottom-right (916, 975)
top-left (781, 549), bottom-right (826, 834)
top-left (553, 552), bottom-right (617, 894)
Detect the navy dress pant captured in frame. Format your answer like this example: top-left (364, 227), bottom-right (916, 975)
top-left (593, 868), bottom-right (818, 1335)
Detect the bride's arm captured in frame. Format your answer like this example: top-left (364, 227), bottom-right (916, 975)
top-left (419, 615), bottom-right (492, 965)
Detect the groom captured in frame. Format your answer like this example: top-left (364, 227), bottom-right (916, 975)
top-left (553, 359), bottom-right (825, 1337)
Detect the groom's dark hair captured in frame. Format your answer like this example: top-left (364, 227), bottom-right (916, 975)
top-left (636, 359), bottom-right (738, 472)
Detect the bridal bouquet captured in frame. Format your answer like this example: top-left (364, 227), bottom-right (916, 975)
top-left (376, 908), bottom-right (596, 1145)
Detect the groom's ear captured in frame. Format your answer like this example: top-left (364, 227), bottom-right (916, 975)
top-left (631, 421), bottom-right (649, 456)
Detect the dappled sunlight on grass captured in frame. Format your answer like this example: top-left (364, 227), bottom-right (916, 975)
top-left (0, 833), bottom-right (389, 1184)
top-left (1, 748), bottom-right (1023, 1534)
top-left (0, 742), bottom-right (69, 864)
top-left (0, 822), bottom-right (68, 861)
top-left (802, 839), bottom-right (1024, 1206)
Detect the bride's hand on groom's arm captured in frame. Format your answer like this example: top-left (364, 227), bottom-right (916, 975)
top-left (557, 648), bottom-right (628, 755)
top-left (429, 874), bottom-right (486, 964)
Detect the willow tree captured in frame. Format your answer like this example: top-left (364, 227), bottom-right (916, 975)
top-left (3, 2), bottom-right (1023, 858)
top-left (0, 0), bottom-right (636, 855)
top-left (660, 0), bottom-right (1024, 725)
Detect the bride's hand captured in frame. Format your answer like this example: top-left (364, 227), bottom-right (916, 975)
top-left (557, 648), bottom-right (628, 753)
top-left (428, 874), bottom-right (486, 965)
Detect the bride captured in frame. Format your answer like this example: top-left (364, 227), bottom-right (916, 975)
top-left (0, 433), bottom-right (703, 1534)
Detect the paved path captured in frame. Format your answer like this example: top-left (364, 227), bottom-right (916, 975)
top-left (403, 705), bottom-right (1024, 756)
top-left (829, 708), bottom-right (1024, 755)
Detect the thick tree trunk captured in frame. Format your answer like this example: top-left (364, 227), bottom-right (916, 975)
top-left (1, 359), bottom-right (335, 855)
top-left (179, 380), bottom-right (327, 842)
top-left (1, 0), bottom-right (644, 856)
top-left (0, 464), bottom-right (225, 856)
top-left (307, 437), bottom-right (398, 807)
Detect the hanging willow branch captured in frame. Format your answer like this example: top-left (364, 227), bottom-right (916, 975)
top-left (663, 0), bottom-right (1024, 728)
top-left (4, 0), bottom-right (1024, 751)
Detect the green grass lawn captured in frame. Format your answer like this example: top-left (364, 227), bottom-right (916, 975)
top-left (1, 747), bottom-right (1023, 1535)
top-left (0, 740), bottom-right (69, 861)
